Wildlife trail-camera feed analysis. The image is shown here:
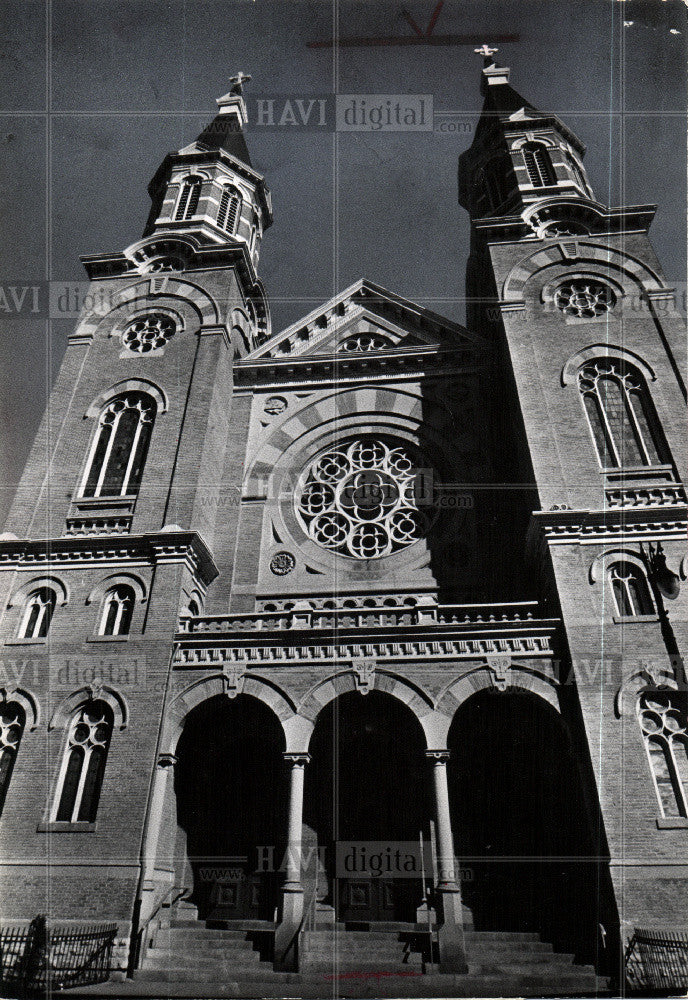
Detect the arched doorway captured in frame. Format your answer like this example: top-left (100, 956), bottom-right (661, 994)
top-left (448, 688), bottom-right (599, 960)
top-left (174, 693), bottom-right (288, 921)
top-left (305, 690), bottom-right (432, 924)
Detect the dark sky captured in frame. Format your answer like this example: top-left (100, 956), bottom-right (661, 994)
top-left (0, 0), bottom-right (685, 522)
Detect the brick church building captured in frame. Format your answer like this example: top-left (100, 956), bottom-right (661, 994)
top-left (0, 54), bottom-right (686, 996)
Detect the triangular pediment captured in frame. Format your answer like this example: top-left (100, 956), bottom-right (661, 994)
top-left (246, 279), bottom-right (482, 361)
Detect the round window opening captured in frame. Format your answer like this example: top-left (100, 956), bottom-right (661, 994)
top-left (295, 436), bottom-right (438, 560)
top-left (123, 313), bottom-right (176, 353)
top-left (554, 279), bottom-right (616, 318)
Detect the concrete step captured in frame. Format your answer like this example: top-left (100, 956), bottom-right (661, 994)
top-left (148, 930), bottom-right (253, 952)
top-left (464, 930), bottom-right (542, 941)
top-left (143, 957), bottom-right (267, 975)
top-left (134, 969), bottom-right (295, 985)
top-left (65, 970), bottom-right (611, 998)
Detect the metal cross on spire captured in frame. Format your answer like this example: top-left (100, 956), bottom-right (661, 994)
top-left (474, 44), bottom-right (498, 58)
top-left (229, 71), bottom-right (252, 96)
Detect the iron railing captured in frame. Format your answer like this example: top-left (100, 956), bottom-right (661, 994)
top-left (625, 927), bottom-right (688, 992)
top-left (0, 917), bottom-right (118, 992)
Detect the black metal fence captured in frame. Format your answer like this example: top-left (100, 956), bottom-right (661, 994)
top-left (0, 917), bottom-right (118, 993)
top-left (625, 927), bottom-right (688, 992)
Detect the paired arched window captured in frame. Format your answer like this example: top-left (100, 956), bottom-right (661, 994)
top-left (217, 185), bottom-right (242, 233)
top-left (99, 585), bottom-right (135, 636)
top-left (82, 393), bottom-right (156, 498)
top-left (175, 176), bottom-right (203, 221)
top-left (54, 700), bottom-right (113, 824)
top-left (638, 691), bottom-right (688, 818)
top-left (523, 143), bottom-right (556, 187)
top-left (578, 360), bottom-right (666, 468)
top-left (609, 561), bottom-right (654, 617)
top-left (19, 587), bottom-right (56, 639)
top-left (0, 700), bottom-right (25, 816)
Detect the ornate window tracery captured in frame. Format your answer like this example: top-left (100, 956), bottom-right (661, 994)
top-left (555, 280), bottom-right (615, 318)
top-left (54, 701), bottom-right (113, 824)
top-left (82, 393), bottom-right (156, 498)
top-left (608, 561), bottom-right (654, 617)
top-left (578, 360), bottom-right (665, 468)
top-left (0, 700), bottom-right (25, 815)
top-left (338, 333), bottom-right (394, 353)
top-left (19, 587), bottom-right (57, 639)
top-left (295, 437), bottom-right (437, 560)
top-left (122, 313), bottom-right (176, 353)
top-left (638, 691), bottom-right (688, 817)
top-left (99, 585), bottom-right (135, 636)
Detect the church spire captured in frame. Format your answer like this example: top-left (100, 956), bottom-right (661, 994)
top-left (142, 74), bottom-right (272, 266)
top-left (459, 52), bottom-right (595, 225)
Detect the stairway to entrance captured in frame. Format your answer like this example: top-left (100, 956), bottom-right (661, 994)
top-left (126, 910), bottom-right (610, 998)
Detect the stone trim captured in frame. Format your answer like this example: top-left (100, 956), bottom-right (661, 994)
top-left (0, 531), bottom-right (219, 588)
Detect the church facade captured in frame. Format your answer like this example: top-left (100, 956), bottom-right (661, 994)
top-left (0, 56), bottom-right (686, 995)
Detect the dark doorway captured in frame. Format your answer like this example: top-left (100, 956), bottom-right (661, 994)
top-left (448, 689), bottom-right (600, 961)
top-left (305, 690), bottom-right (432, 923)
top-left (175, 694), bottom-right (287, 921)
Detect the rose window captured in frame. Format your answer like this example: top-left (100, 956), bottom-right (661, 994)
top-left (296, 437), bottom-right (437, 559)
top-left (555, 280), bottom-right (615, 318)
top-left (123, 313), bottom-right (176, 353)
top-left (338, 333), bottom-right (393, 353)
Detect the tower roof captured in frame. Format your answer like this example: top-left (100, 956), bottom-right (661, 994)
top-left (195, 113), bottom-right (253, 167)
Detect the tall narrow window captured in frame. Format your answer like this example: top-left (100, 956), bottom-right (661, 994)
top-left (82, 393), bottom-right (156, 498)
top-left (609, 561), bottom-right (654, 617)
top-left (19, 587), bottom-right (56, 639)
top-left (0, 700), bottom-right (25, 816)
top-left (578, 360), bottom-right (666, 468)
top-left (175, 176), bottom-right (202, 221)
top-left (217, 185), bottom-right (242, 233)
top-left (638, 692), bottom-right (688, 818)
top-left (523, 143), bottom-right (556, 187)
top-left (99, 585), bottom-right (135, 636)
top-left (54, 701), bottom-right (113, 824)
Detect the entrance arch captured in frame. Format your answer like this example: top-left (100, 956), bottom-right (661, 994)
top-left (304, 690), bottom-right (432, 923)
top-left (174, 693), bottom-right (288, 920)
top-left (447, 689), bottom-right (599, 960)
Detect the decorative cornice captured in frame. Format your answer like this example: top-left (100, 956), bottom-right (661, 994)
top-left (234, 346), bottom-right (488, 388)
top-left (528, 505), bottom-right (688, 548)
top-left (0, 530), bottom-right (219, 587)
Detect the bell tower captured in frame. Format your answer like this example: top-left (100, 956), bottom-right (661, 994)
top-left (461, 50), bottom-right (688, 955)
top-left (0, 73), bottom-right (273, 952)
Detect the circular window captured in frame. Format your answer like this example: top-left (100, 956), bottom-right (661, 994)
top-left (123, 313), bottom-right (176, 353)
top-left (555, 279), bottom-right (615, 318)
top-left (295, 437), bottom-right (437, 560)
top-left (338, 333), bottom-right (393, 353)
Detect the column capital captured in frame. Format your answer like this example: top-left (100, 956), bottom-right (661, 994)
top-left (426, 749), bottom-right (450, 762)
top-left (283, 752), bottom-right (311, 766)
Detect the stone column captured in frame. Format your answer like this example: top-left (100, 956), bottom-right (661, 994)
top-left (426, 750), bottom-right (467, 973)
top-left (274, 752), bottom-right (310, 972)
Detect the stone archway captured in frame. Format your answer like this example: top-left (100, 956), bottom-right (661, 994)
top-left (304, 690), bottom-right (433, 924)
top-left (447, 688), bottom-right (599, 961)
top-left (173, 693), bottom-right (288, 920)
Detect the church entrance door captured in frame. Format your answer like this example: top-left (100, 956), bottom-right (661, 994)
top-left (305, 690), bottom-right (432, 924)
top-left (174, 693), bottom-right (288, 922)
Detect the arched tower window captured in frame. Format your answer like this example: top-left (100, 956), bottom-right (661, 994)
top-left (523, 143), bottom-right (556, 187)
top-left (98, 585), bottom-right (135, 636)
top-left (217, 185), bottom-right (242, 233)
top-left (608, 561), bottom-right (654, 617)
top-left (0, 700), bottom-right (26, 815)
top-left (578, 360), bottom-right (666, 468)
top-left (82, 393), bottom-right (156, 498)
top-left (54, 700), bottom-right (114, 824)
top-left (637, 691), bottom-right (688, 818)
top-left (175, 176), bottom-right (203, 221)
top-left (19, 587), bottom-right (57, 639)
